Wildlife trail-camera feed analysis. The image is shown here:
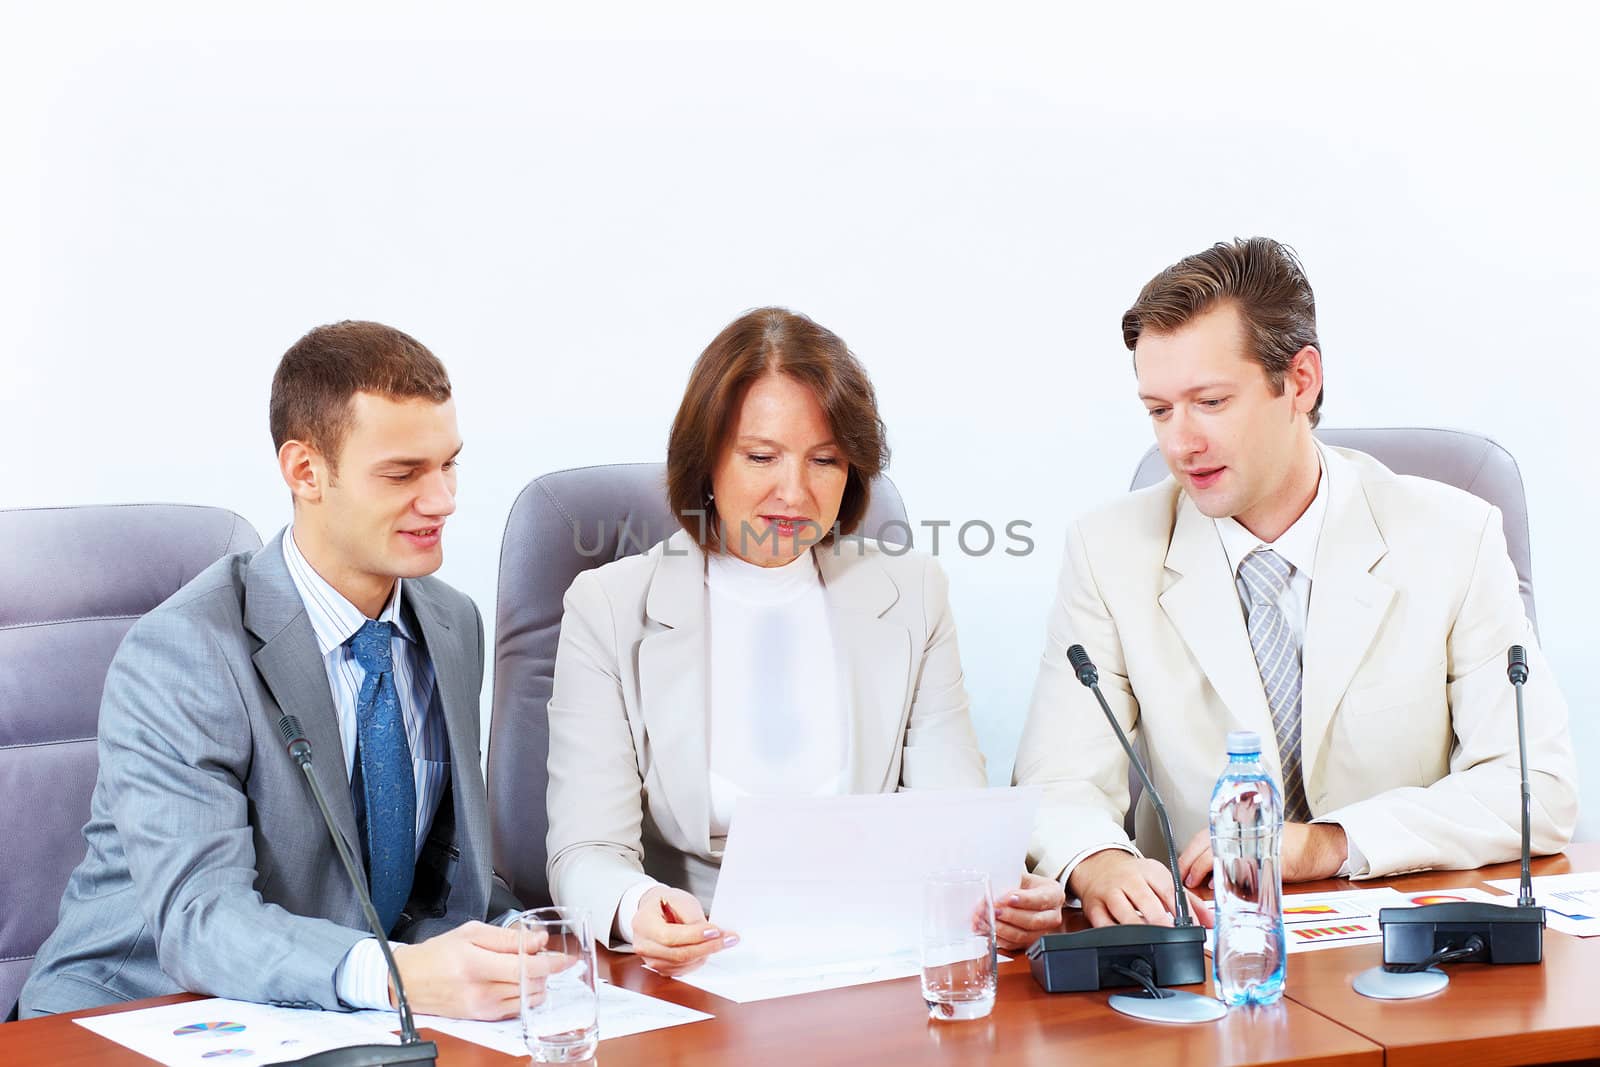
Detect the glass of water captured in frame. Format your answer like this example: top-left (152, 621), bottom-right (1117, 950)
top-left (921, 869), bottom-right (998, 1021)
top-left (517, 906), bottom-right (598, 1062)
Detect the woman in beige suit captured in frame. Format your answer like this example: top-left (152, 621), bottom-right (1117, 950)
top-left (545, 308), bottom-right (1064, 974)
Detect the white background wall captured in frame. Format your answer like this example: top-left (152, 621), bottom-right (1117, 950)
top-left (5, 2), bottom-right (1595, 839)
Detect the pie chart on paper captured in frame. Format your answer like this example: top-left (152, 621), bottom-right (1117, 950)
top-left (1408, 894), bottom-right (1469, 906)
top-left (173, 1021), bottom-right (248, 1036)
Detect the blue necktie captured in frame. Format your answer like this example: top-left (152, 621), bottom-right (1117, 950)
top-left (349, 619), bottom-right (416, 934)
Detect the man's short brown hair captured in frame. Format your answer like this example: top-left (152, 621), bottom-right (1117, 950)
top-left (1122, 237), bottom-right (1324, 426)
top-left (666, 307), bottom-right (889, 548)
top-left (269, 320), bottom-right (452, 471)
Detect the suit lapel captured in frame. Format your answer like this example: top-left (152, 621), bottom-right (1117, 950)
top-left (637, 530), bottom-right (713, 852)
top-left (1158, 496), bottom-right (1277, 751)
top-left (1302, 448), bottom-right (1394, 787)
top-left (817, 542), bottom-right (911, 794)
top-left (244, 530), bottom-right (362, 862)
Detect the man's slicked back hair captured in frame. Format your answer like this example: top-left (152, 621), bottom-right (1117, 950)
top-left (1122, 237), bottom-right (1324, 426)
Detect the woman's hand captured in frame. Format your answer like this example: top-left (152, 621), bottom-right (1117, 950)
top-left (993, 872), bottom-right (1067, 951)
top-left (631, 886), bottom-right (741, 976)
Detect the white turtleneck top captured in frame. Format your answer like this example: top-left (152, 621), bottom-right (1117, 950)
top-left (615, 546), bottom-right (848, 942)
top-left (705, 547), bottom-right (848, 836)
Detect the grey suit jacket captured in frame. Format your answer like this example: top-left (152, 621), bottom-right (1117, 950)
top-left (20, 529), bottom-right (505, 1017)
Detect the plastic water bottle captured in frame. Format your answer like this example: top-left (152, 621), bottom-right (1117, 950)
top-left (1210, 730), bottom-right (1286, 1006)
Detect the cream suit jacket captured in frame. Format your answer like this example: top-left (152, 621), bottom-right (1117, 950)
top-left (1015, 446), bottom-right (1577, 881)
top-left (546, 529), bottom-right (988, 945)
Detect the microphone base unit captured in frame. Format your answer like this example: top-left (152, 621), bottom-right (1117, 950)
top-left (1378, 901), bottom-right (1545, 967)
top-left (268, 1040), bottom-right (439, 1067)
top-left (1027, 923), bottom-right (1207, 993)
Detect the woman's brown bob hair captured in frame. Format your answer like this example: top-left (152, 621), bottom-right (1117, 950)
top-left (667, 307), bottom-right (889, 549)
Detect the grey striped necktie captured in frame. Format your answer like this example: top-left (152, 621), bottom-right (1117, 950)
top-left (1238, 548), bottom-right (1312, 823)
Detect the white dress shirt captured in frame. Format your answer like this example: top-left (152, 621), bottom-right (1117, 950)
top-left (615, 547), bottom-right (848, 943)
top-left (281, 528), bottom-right (451, 1010)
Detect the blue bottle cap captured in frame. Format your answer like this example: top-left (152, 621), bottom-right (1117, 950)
top-left (1226, 730), bottom-right (1262, 755)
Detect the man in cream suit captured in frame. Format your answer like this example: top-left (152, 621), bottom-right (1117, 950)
top-left (1015, 238), bottom-right (1578, 928)
top-left (22, 322), bottom-right (526, 1018)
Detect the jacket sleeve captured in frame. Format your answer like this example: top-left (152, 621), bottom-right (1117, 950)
top-left (100, 611), bottom-right (367, 1009)
top-left (1320, 506), bottom-right (1579, 876)
top-left (544, 570), bottom-right (659, 949)
top-left (1012, 522), bottom-right (1144, 882)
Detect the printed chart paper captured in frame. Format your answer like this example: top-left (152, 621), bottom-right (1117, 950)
top-left (1280, 888), bottom-right (1410, 952)
top-left (1485, 871), bottom-right (1600, 937)
top-left (74, 997), bottom-right (399, 1066)
top-left (1206, 888), bottom-right (1409, 955)
top-left (392, 982), bottom-right (714, 1056)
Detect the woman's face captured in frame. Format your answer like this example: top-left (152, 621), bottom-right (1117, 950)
top-left (710, 372), bottom-right (849, 566)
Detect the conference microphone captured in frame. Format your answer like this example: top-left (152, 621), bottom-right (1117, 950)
top-left (1027, 645), bottom-right (1214, 1022)
top-left (271, 714), bottom-right (438, 1067)
top-left (1355, 646), bottom-right (1545, 999)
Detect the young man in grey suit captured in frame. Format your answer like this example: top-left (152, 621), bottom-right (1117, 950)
top-left (21, 321), bottom-right (538, 1019)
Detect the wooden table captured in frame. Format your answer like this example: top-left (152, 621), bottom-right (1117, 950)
top-left (4, 846), bottom-right (1598, 1066)
top-left (1283, 844), bottom-right (1600, 1067)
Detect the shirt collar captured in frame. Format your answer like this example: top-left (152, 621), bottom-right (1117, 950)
top-left (1214, 442), bottom-right (1330, 581)
top-left (281, 526), bottom-right (412, 656)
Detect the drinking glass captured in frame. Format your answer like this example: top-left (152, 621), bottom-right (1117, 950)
top-left (517, 906), bottom-right (598, 1062)
top-left (920, 869), bottom-right (998, 1020)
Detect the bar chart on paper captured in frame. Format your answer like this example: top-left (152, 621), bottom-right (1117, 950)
top-left (1486, 872), bottom-right (1600, 937)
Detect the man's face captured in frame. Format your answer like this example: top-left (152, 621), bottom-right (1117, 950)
top-left (1135, 302), bottom-right (1312, 531)
top-left (305, 393), bottom-right (460, 592)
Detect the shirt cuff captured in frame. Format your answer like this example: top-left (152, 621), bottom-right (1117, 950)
top-left (1336, 832), bottom-right (1368, 879)
top-left (334, 937), bottom-right (395, 1011)
top-left (1057, 842), bottom-right (1142, 909)
top-left (614, 879), bottom-right (663, 945)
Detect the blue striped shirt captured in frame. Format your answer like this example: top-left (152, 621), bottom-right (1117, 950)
top-left (281, 528), bottom-right (450, 857)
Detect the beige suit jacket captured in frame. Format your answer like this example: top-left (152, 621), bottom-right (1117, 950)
top-left (546, 529), bottom-right (988, 945)
top-left (1015, 446), bottom-right (1577, 881)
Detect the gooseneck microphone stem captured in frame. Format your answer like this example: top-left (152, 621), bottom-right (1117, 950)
top-left (1508, 646), bottom-right (1535, 908)
top-left (277, 715), bottom-right (425, 1048)
top-left (1066, 645), bottom-right (1193, 928)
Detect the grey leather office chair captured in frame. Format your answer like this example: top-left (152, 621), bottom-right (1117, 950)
top-left (1121, 427), bottom-right (1537, 834)
top-left (487, 462), bottom-right (911, 907)
top-left (0, 504), bottom-right (261, 1019)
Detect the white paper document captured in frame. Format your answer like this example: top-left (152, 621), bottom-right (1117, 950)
top-left (677, 786), bottom-right (1038, 1002)
top-left (1206, 886), bottom-right (1518, 956)
top-left (678, 947), bottom-right (926, 1003)
top-left (398, 982), bottom-right (713, 1056)
top-left (1485, 871), bottom-right (1600, 937)
top-left (74, 997), bottom-right (399, 1066)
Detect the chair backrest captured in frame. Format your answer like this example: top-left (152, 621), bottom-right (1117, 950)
top-left (486, 462), bottom-right (911, 906)
top-left (1122, 427), bottom-right (1536, 836)
top-left (0, 504), bottom-right (261, 1017)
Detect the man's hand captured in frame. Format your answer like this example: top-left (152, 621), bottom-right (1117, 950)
top-left (993, 872), bottom-right (1066, 951)
top-left (391, 920), bottom-right (557, 1020)
top-left (631, 886), bottom-right (739, 977)
top-left (1178, 823), bottom-right (1350, 888)
top-left (1067, 849), bottom-right (1215, 929)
